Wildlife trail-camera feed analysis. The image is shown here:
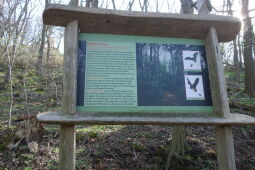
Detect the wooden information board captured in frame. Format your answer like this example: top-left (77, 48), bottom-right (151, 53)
top-left (36, 4), bottom-right (255, 170)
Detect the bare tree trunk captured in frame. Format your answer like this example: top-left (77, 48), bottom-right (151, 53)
top-left (46, 26), bottom-right (52, 67)
top-left (253, 36), bottom-right (255, 63)
top-left (112, 0), bottom-right (116, 9)
top-left (69, 0), bottom-right (79, 5)
top-left (1, 0), bottom-right (31, 127)
top-left (242, 0), bottom-right (255, 97)
top-left (7, 49), bottom-right (13, 128)
top-left (138, 0), bottom-right (148, 12)
top-left (37, 24), bottom-right (46, 72)
top-left (166, 126), bottom-right (186, 169)
top-left (85, 0), bottom-right (97, 8)
top-left (233, 38), bottom-right (240, 81)
top-left (128, 0), bottom-right (135, 11)
top-left (92, 0), bottom-right (98, 8)
top-left (6, 35), bottom-right (18, 128)
top-left (222, 0), bottom-right (227, 15)
top-left (0, 0), bottom-right (4, 19)
top-left (227, 0), bottom-right (240, 82)
top-left (155, 0), bottom-right (159, 12)
top-left (180, 0), bottom-right (194, 14)
top-left (23, 56), bottom-right (30, 116)
top-left (144, 0), bottom-right (148, 12)
top-left (57, 36), bottom-right (63, 51)
top-left (46, 36), bottom-right (50, 66)
top-left (238, 34), bottom-right (243, 70)
top-left (197, 0), bottom-right (212, 14)
top-left (165, 1), bottom-right (196, 169)
top-left (37, 0), bottom-right (51, 73)
top-left (3, 64), bottom-right (10, 84)
top-left (86, 0), bottom-right (91, 7)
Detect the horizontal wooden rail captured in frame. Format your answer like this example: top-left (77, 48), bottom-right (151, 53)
top-left (37, 112), bottom-right (255, 126)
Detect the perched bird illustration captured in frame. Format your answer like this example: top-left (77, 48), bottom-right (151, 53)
top-left (187, 77), bottom-right (199, 92)
top-left (184, 52), bottom-right (198, 63)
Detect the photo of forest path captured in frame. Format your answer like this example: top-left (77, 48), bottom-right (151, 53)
top-left (136, 43), bottom-right (212, 106)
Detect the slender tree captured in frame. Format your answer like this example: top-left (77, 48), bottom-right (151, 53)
top-left (0, 0), bottom-right (4, 15)
top-left (227, 0), bottom-right (240, 82)
top-left (92, 0), bottom-right (98, 8)
top-left (242, 0), bottom-right (255, 97)
top-left (180, 0), bottom-right (194, 13)
top-left (112, 0), bottom-right (116, 10)
top-left (85, 0), bottom-right (98, 8)
top-left (128, 0), bottom-right (135, 11)
top-left (46, 26), bottom-right (53, 66)
top-left (237, 34), bottom-right (243, 70)
top-left (0, 0), bottom-right (32, 127)
top-left (37, 0), bottom-right (50, 73)
top-left (86, 0), bottom-right (91, 7)
top-left (139, 0), bottom-right (148, 12)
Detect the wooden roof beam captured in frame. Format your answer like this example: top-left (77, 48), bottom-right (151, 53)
top-left (43, 4), bottom-right (241, 42)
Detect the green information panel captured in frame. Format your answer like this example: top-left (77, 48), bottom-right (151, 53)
top-left (77, 33), bottom-right (213, 114)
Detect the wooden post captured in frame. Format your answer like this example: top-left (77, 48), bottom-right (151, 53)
top-left (59, 125), bottom-right (76, 170)
top-left (205, 27), bottom-right (230, 118)
top-left (215, 126), bottom-right (235, 170)
top-left (205, 27), bottom-right (236, 170)
top-left (62, 20), bottom-right (79, 115)
top-left (59, 20), bottom-right (78, 170)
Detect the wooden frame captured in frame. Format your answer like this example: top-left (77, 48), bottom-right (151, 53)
top-left (36, 4), bottom-right (255, 170)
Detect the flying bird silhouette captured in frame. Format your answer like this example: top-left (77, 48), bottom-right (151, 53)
top-left (187, 77), bottom-right (199, 92)
top-left (184, 52), bottom-right (198, 63)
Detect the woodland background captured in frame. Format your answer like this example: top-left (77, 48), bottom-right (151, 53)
top-left (0, 0), bottom-right (255, 169)
top-left (136, 43), bottom-right (212, 106)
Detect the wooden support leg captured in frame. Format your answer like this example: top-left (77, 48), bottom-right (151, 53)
top-left (59, 124), bottom-right (76, 170)
top-left (215, 126), bottom-right (236, 170)
top-left (59, 19), bottom-right (78, 170)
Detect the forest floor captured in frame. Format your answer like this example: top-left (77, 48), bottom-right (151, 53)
top-left (0, 67), bottom-right (255, 170)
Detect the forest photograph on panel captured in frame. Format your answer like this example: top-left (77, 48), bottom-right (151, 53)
top-left (136, 43), bottom-right (212, 106)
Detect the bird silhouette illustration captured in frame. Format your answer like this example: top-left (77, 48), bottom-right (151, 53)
top-left (187, 77), bottom-right (199, 92)
top-left (184, 52), bottom-right (198, 63)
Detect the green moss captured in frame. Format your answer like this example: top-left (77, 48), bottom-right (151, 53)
top-left (76, 133), bottom-right (84, 142)
top-left (23, 167), bottom-right (33, 170)
top-left (48, 164), bottom-right (58, 170)
top-left (76, 157), bottom-right (93, 169)
top-left (21, 153), bottom-right (34, 159)
top-left (34, 87), bottom-right (44, 92)
top-left (88, 131), bottom-right (98, 138)
top-left (77, 125), bottom-right (123, 134)
top-left (47, 159), bottom-right (58, 170)
top-left (133, 141), bottom-right (144, 151)
top-left (0, 144), bottom-right (7, 151)
top-left (52, 147), bottom-right (59, 154)
top-left (225, 71), bottom-right (235, 78)
top-left (0, 133), bottom-right (13, 145)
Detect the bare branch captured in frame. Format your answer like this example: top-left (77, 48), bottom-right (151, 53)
top-left (112, 0), bottom-right (116, 9)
